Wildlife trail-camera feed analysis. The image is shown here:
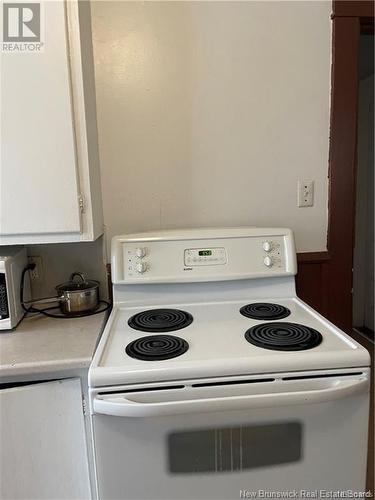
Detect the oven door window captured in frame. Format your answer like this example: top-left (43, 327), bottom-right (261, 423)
top-left (168, 422), bottom-right (302, 474)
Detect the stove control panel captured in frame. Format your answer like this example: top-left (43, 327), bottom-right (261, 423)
top-left (112, 228), bottom-right (297, 283)
top-left (184, 248), bottom-right (227, 266)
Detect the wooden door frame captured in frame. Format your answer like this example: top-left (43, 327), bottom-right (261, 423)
top-left (296, 1), bottom-right (374, 332)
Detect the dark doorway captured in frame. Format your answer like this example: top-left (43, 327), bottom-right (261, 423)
top-left (353, 34), bottom-right (374, 342)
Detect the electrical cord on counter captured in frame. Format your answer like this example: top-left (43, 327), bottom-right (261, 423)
top-left (19, 264), bottom-right (111, 325)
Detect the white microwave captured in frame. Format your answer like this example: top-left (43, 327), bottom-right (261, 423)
top-left (0, 247), bottom-right (28, 330)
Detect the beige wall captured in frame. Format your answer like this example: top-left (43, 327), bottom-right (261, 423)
top-left (91, 0), bottom-right (332, 253)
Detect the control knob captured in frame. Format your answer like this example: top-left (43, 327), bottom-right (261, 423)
top-left (263, 256), bottom-right (273, 268)
top-left (262, 241), bottom-right (272, 252)
top-left (135, 247), bottom-right (146, 258)
top-left (136, 262), bottom-right (147, 274)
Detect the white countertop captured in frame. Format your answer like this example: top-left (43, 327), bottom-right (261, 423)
top-left (0, 312), bottom-right (108, 380)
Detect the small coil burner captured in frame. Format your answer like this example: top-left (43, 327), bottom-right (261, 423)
top-left (245, 322), bottom-right (322, 351)
top-left (128, 308), bottom-right (193, 333)
top-left (125, 335), bottom-right (189, 361)
top-left (240, 303), bottom-right (291, 320)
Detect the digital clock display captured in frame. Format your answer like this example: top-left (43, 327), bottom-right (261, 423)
top-left (199, 250), bottom-right (212, 256)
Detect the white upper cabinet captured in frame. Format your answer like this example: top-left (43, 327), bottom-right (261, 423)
top-left (0, 0), bottom-right (103, 244)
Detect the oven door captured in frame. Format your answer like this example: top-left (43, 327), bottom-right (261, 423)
top-left (91, 371), bottom-right (369, 500)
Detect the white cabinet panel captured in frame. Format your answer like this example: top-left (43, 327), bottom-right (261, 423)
top-left (0, 378), bottom-right (91, 500)
top-left (1, 0), bottom-right (81, 237)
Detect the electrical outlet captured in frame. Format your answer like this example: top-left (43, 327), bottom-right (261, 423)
top-left (297, 180), bottom-right (314, 207)
top-left (28, 256), bottom-right (43, 281)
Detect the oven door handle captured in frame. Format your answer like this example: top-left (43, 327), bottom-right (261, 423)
top-left (92, 376), bottom-right (368, 417)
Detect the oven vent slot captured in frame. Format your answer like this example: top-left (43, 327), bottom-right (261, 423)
top-left (282, 371), bottom-right (363, 381)
top-left (192, 378), bottom-right (275, 388)
top-left (99, 384), bottom-right (185, 395)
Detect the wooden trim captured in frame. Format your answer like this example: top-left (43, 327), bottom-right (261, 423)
top-left (296, 257), bottom-right (327, 316)
top-left (361, 19), bottom-right (375, 34)
top-left (322, 16), bottom-right (361, 331)
top-left (297, 252), bottom-right (330, 264)
top-left (332, 1), bottom-right (374, 18)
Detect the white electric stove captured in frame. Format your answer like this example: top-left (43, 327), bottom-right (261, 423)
top-left (89, 228), bottom-right (370, 500)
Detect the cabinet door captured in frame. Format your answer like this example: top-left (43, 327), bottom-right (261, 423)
top-left (0, 378), bottom-right (91, 500)
top-left (1, 0), bottom-right (81, 238)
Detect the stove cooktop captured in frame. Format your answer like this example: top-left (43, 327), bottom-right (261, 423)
top-left (90, 298), bottom-right (368, 386)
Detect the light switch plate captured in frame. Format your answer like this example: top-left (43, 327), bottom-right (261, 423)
top-left (297, 180), bottom-right (314, 207)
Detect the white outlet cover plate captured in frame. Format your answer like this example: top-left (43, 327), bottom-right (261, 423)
top-left (297, 180), bottom-right (314, 207)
